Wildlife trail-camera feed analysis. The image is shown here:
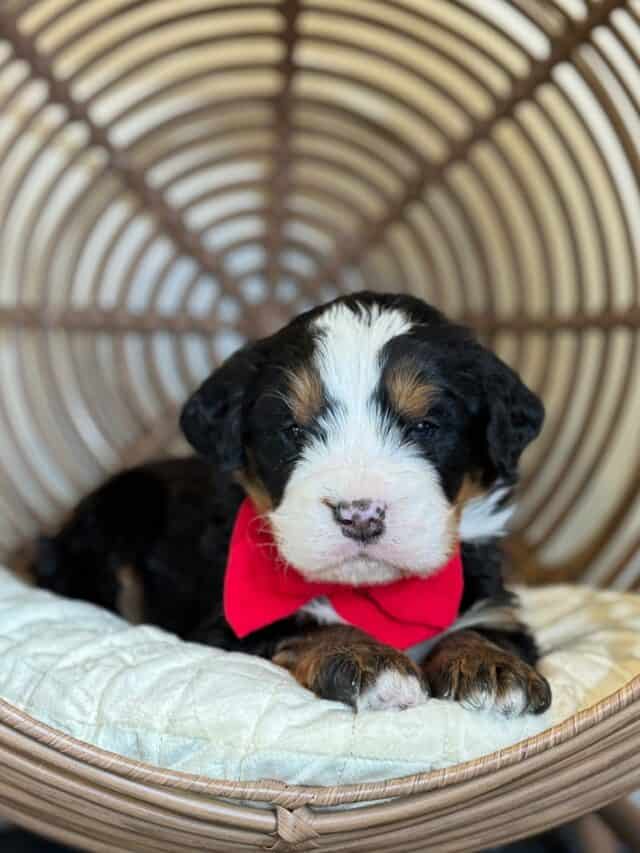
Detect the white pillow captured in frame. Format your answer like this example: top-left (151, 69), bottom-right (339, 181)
top-left (0, 566), bottom-right (638, 786)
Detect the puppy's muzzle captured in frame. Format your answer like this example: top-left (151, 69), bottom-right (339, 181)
top-left (330, 499), bottom-right (387, 544)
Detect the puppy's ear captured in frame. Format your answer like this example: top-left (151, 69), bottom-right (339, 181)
top-left (479, 350), bottom-right (544, 485)
top-left (180, 344), bottom-right (260, 470)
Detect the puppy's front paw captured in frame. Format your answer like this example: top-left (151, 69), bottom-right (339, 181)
top-left (423, 631), bottom-right (551, 717)
top-left (319, 645), bottom-right (426, 711)
top-left (274, 632), bottom-right (427, 711)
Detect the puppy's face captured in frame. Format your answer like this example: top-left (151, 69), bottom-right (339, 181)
top-left (181, 293), bottom-right (544, 585)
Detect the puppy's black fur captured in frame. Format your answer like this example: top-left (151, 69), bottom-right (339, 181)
top-left (38, 458), bottom-right (299, 653)
top-left (34, 292), bottom-right (550, 714)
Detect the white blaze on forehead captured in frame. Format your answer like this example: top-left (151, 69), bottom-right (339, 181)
top-left (312, 303), bottom-right (412, 410)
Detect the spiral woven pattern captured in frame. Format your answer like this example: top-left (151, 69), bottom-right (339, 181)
top-left (1, 0), bottom-right (640, 587)
top-left (1, 3), bottom-right (640, 849)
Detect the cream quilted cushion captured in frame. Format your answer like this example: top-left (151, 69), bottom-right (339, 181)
top-left (0, 566), bottom-right (638, 787)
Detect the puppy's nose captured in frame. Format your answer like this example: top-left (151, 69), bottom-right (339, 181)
top-left (332, 499), bottom-right (386, 543)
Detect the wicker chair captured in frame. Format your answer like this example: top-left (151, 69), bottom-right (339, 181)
top-left (1, 1), bottom-right (639, 850)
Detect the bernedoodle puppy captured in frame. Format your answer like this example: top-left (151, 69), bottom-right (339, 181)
top-left (35, 292), bottom-right (551, 716)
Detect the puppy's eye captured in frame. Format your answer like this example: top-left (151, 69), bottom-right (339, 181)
top-left (283, 423), bottom-right (305, 443)
top-left (409, 420), bottom-right (439, 439)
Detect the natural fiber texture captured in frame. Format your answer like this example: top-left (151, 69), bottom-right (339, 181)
top-left (1, 1), bottom-right (640, 850)
top-left (1, 0), bottom-right (640, 590)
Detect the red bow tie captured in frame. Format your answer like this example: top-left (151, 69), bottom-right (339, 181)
top-left (223, 499), bottom-right (464, 651)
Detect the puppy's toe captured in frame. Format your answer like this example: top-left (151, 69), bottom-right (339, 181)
top-left (357, 668), bottom-right (427, 712)
top-left (457, 664), bottom-right (534, 716)
top-left (521, 669), bottom-right (552, 715)
top-left (484, 663), bottom-right (550, 716)
top-left (486, 667), bottom-right (550, 717)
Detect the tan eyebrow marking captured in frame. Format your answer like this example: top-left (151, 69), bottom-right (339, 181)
top-left (287, 365), bottom-right (324, 425)
top-left (386, 361), bottom-right (434, 420)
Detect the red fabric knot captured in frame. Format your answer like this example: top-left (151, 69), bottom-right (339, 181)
top-left (224, 498), bottom-right (463, 650)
